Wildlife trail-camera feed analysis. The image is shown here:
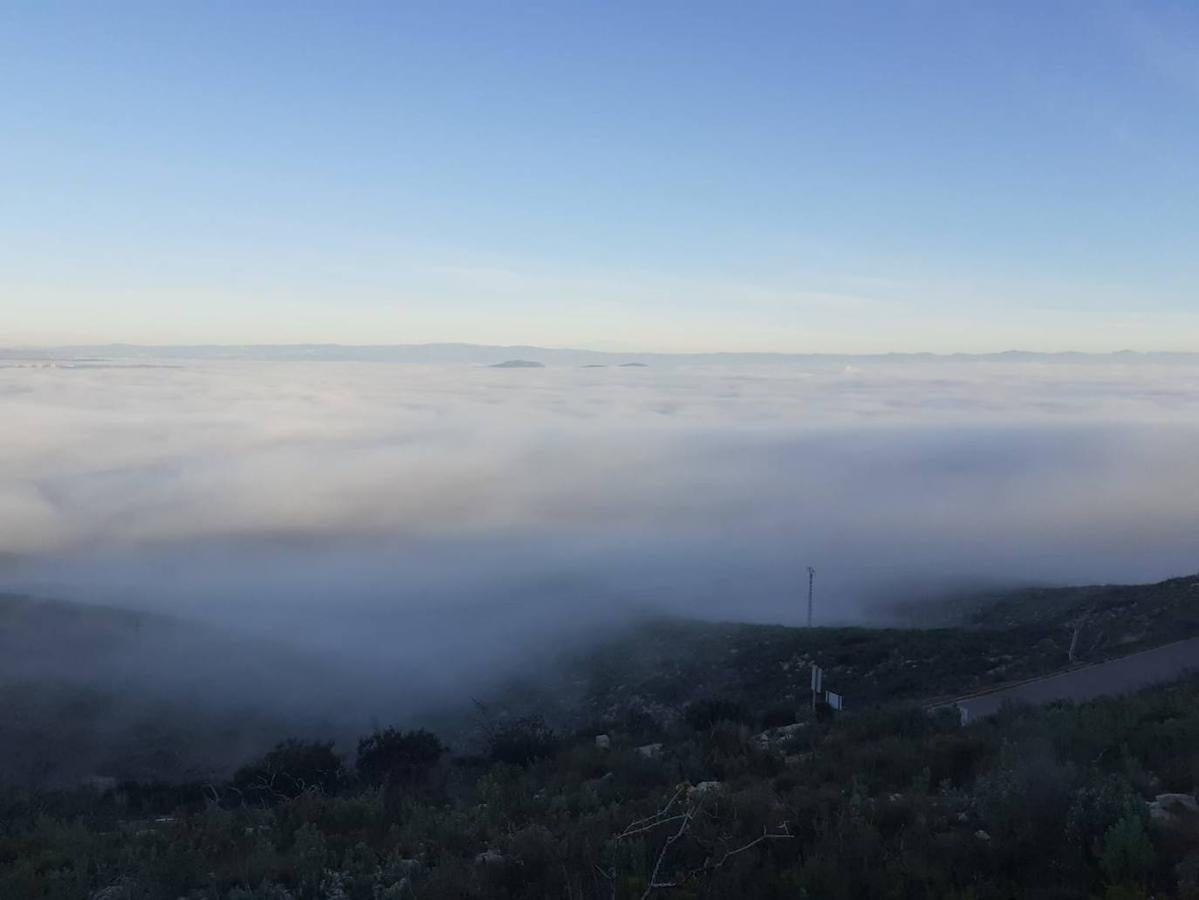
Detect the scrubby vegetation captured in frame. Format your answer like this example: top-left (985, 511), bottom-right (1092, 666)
top-left (561, 575), bottom-right (1199, 729)
top-left (4, 575), bottom-right (1197, 789)
top-left (3, 672), bottom-right (1198, 899)
top-left (355, 729), bottom-right (445, 787)
top-left (232, 740), bottom-right (346, 802)
top-left (2, 577), bottom-right (1196, 897)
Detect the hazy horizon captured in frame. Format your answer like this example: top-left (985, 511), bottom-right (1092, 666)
top-left (5, 340), bottom-right (1199, 359)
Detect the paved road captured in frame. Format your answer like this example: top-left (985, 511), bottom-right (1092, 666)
top-left (943, 637), bottom-right (1199, 722)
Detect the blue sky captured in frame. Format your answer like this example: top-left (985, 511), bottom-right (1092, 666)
top-left (3, 1), bottom-right (1198, 351)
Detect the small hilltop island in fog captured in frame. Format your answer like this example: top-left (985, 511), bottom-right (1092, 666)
top-left (488, 359), bottom-right (545, 368)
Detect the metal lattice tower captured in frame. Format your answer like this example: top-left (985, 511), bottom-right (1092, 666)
top-left (807, 566), bottom-right (815, 628)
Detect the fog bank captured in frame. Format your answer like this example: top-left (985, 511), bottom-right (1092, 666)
top-left (3, 357), bottom-right (1198, 733)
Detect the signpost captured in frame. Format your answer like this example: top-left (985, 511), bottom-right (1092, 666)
top-left (810, 664), bottom-right (845, 713)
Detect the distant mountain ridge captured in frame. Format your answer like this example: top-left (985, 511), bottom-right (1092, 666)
top-left (2, 342), bottom-right (1197, 367)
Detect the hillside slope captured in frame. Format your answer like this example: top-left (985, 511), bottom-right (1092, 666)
top-left (2, 574), bottom-right (1196, 783)
top-left (469, 574), bottom-right (1199, 735)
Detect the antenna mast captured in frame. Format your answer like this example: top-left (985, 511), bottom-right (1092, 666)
top-left (807, 566), bottom-right (815, 628)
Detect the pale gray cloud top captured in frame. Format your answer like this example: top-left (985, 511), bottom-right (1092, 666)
top-left (3, 357), bottom-right (1198, 743)
top-left (5, 357), bottom-right (1198, 601)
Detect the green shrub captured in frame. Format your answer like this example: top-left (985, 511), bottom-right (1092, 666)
top-left (685, 698), bottom-right (750, 730)
top-left (233, 739), bottom-right (345, 801)
top-left (1099, 814), bottom-right (1155, 887)
top-left (486, 716), bottom-right (559, 767)
top-left (761, 704), bottom-right (799, 729)
top-left (356, 728), bottom-right (444, 785)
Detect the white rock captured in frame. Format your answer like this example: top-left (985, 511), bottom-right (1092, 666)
top-left (595, 734), bottom-right (611, 750)
top-left (81, 775), bottom-right (118, 792)
top-left (1148, 793), bottom-right (1199, 823)
top-left (754, 722), bottom-right (806, 748)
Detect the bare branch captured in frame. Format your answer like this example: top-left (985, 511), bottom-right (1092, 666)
top-left (616, 785), bottom-right (687, 840)
top-left (641, 800), bottom-right (701, 899)
top-left (610, 787), bottom-right (793, 896)
top-left (616, 814), bottom-right (691, 840)
top-left (702, 824), bottom-right (793, 873)
top-left (593, 864), bottom-right (616, 900)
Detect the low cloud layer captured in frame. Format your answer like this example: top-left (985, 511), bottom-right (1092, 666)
top-left (3, 357), bottom-right (1198, 739)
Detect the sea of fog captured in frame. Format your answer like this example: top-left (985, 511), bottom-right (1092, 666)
top-left (3, 356), bottom-right (1199, 714)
